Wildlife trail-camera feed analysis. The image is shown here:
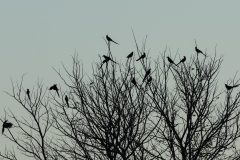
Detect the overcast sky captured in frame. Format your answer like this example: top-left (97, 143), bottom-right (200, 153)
top-left (1, 1), bottom-right (240, 158)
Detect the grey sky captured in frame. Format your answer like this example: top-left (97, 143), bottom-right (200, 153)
top-left (1, 1), bottom-right (240, 158)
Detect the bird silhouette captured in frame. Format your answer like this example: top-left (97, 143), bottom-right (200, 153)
top-left (177, 56), bottom-right (186, 65)
top-left (136, 53), bottom-right (146, 61)
top-left (106, 35), bottom-right (119, 45)
top-left (143, 69), bottom-right (151, 82)
top-left (131, 77), bottom-right (137, 86)
top-left (50, 84), bottom-right (59, 97)
top-left (65, 95), bottom-right (69, 107)
top-left (195, 46), bottom-right (206, 56)
top-left (2, 120), bottom-right (13, 134)
top-left (225, 84), bottom-right (239, 90)
top-left (103, 55), bottom-right (116, 63)
top-left (167, 57), bottom-right (176, 65)
top-left (127, 52), bottom-right (133, 58)
top-left (146, 76), bottom-right (152, 84)
top-left (26, 89), bottom-right (30, 100)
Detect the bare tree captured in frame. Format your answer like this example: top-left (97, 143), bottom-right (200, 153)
top-left (50, 37), bottom-right (157, 160)
top-left (1, 34), bottom-right (240, 160)
top-left (0, 77), bottom-right (53, 160)
top-left (146, 48), bottom-right (240, 160)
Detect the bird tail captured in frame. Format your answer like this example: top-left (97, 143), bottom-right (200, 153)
top-left (233, 84), bottom-right (240, 88)
top-left (111, 60), bottom-right (116, 63)
top-left (56, 91), bottom-right (60, 97)
top-left (112, 41), bottom-right (119, 45)
top-left (67, 101), bottom-right (70, 107)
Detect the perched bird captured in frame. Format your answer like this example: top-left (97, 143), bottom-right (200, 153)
top-left (50, 84), bottom-right (59, 97)
top-left (65, 95), bottom-right (69, 107)
top-left (2, 120), bottom-right (13, 134)
top-left (143, 69), bottom-right (151, 82)
top-left (177, 56), bottom-right (186, 65)
top-left (127, 52), bottom-right (133, 58)
top-left (225, 84), bottom-right (239, 90)
top-left (136, 53), bottom-right (146, 61)
top-left (106, 35), bottom-right (119, 45)
top-left (146, 76), bottom-right (152, 84)
top-left (167, 57), bottom-right (176, 65)
top-left (195, 46), bottom-right (206, 56)
top-left (103, 55), bottom-right (116, 63)
top-left (26, 89), bottom-right (30, 100)
top-left (131, 77), bottom-right (137, 86)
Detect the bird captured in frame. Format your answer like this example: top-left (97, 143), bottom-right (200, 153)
top-left (177, 56), bottom-right (186, 65)
top-left (195, 46), bottom-right (206, 56)
top-left (106, 35), bottom-right (119, 45)
top-left (50, 84), bottom-right (59, 97)
top-left (136, 53), bottom-right (146, 61)
top-left (143, 69), bottom-right (151, 82)
top-left (167, 57), bottom-right (176, 65)
top-left (131, 77), bottom-right (137, 86)
top-left (2, 120), bottom-right (13, 134)
top-left (65, 95), bottom-right (69, 107)
top-left (127, 52), bottom-right (133, 58)
top-left (146, 76), bottom-right (152, 84)
top-left (225, 84), bottom-right (239, 90)
top-left (103, 55), bottom-right (116, 63)
top-left (26, 89), bottom-right (30, 100)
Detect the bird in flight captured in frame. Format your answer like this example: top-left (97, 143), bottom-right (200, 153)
top-left (65, 95), bottom-right (69, 107)
top-left (106, 35), bottom-right (119, 45)
top-left (177, 56), bottom-right (186, 65)
top-left (127, 52), bottom-right (133, 58)
top-left (136, 53), bottom-right (146, 61)
top-left (2, 120), bottom-right (13, 134)
top-left (26, 89), bottom-right (30, 100)
top-left (131, 77), bottom-right (137, 86)
top-left (143, 69), bottom-right (151, 82)
top-left (195, 46), bottom-right (206, 56)
top-left (225, 84), bottom-right (239, 90)
top-left (103, 55), bottom-right (116, 63)
top-left (50, 84), bottom-right (59, 97)
top-left (167, 57), bottom-right (176, 65)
